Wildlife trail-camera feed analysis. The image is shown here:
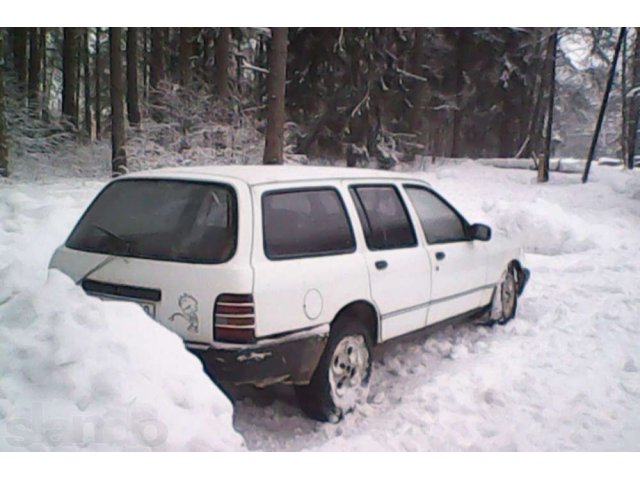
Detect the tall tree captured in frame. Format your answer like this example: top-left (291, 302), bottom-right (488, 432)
top-left (538, 29), bottom-right (558, 183)
top-left (149, 28), bottom-right (165, 90)
top-left (179, 27), bottom-right (194, 87)
top-left (621, 29), bottom-right (628, 163)
top-left (450, 29), bottom-right (469, 158)
top-left (408, 28), bottom-right (428, 146)
top-left (40, 28), bottom-right (49, 120)
top-left (263, 27), bottom-right (288, 164)
top-left (0, 30), bottom-right (8, 177)
top-left (82, 28), bottom-right (92, 138)
top-left (28, 27), bottom-right (43, 116)
top-left (627, 28), bottom-right (640, 170)
top-left (583, 28), bottom-right (626, 183)
top-left (11, 28), bottom-right (28, 97)
top-left (110, 28), bottom-right (126, 175)
top-left (142, 28), bottom-right (149, 99)
top-left (215, 27), bottom-right (231, 97)
top-left (62, 27), bottom-right (79, 128)
top-left (524, 30), bottom-right (548, 160)
top-left (95, 27), bottom-right (102, 140)
top-left (126, 27), bottom-right (141, 126)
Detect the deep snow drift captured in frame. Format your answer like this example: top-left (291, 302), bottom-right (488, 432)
top-left (1, 160), bottom-right (639, 451)
top-left (0, 184), bottom-right (244, 451)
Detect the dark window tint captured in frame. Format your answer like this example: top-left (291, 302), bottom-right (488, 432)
top-left (263, 189), bottom-right (355, 259)
top-left (351, 186), bottom-right (417, 250)
top-left (405, 186), bottom-right (467, 243)
top-left (66, 180), bottom-right (237, 264)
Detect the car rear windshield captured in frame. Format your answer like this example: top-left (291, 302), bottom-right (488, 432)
top-left (66, 179), bottom-right (237, 264)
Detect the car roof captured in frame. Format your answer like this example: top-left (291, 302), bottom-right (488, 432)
top-left (123, 165), bottom-right (429, 187)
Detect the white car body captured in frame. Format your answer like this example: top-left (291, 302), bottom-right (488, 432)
top-left (50, 165), bottom-right (528, 391)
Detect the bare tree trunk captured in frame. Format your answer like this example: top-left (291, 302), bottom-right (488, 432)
top-left (408, 27), bottom-right (427, 160)
top-left (110, 28), bottom-right (126, 175)
top-left (41, 28), bottom-right (49, 120)
top-left (583, 28), bottom-right (626, 183)
top-left (28, 27), bottom-right (42, 117)
top-left (627, 28), bottom-right (640, 170)
top-left (142, 28), bottom-right (149, 100)
top-left (538, 29), bottom-right (558, 183)
top-left (179, 27), bottom-right (194, 88)
top-left (215, 27), bottom-right (231, 97)
top-left (526, 30), bottom-right (548, 159)
top-left (11, 28), bottom-right (28, 100)
top-left (95, 27), bottom-right (102, 140)
top-left (263, 27), bottom-right (288, 164)
top-left (450, 29), bottom-right (468, 158)
top-left (62, 27), bottom-right (79, 128)
top-left (126, 27), bottom-right (141, 126)
top-left (149, 28), bottom-right (165, 90)
top-left (0, 30), bottom-right (8, 177)
top-left (82, 28), bottom-right (92, 138)
top-left (621, 29), bottom-right (628, 163)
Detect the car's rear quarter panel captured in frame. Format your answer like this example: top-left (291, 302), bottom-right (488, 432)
top-left (250, 181), bottom-right (374, 339)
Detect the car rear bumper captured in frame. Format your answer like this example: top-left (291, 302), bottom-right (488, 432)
top-left (186, 325), bottom-right (329, 387)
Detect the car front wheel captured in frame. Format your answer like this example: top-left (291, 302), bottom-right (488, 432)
top-left (498, 265), bottom-right (518, 324)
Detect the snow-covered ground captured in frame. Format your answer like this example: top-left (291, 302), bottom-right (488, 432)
top-left (233, 161), bottom-right (640, 451)
top-left (1, 161), bottom-right (639, 451)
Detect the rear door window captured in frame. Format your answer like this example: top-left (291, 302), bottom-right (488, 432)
top-left (262, 188), bottom-right (355, 259)
top-left (66, 179), bottom-right (237, 264)
top-left (350, 185), bottom-right (417, 250)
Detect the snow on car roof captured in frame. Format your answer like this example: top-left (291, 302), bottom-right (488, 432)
top-left (123, 164), bottom-right (428, 186)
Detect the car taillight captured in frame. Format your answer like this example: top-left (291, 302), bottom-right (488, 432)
top-left (214, 294), bottom-right (255, 344)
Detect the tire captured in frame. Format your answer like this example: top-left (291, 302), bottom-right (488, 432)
top-left (295, 319), bottom-right (373, 422)
top-left (497, 264), bottom-right (518, 324)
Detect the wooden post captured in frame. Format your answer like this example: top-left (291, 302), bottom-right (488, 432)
top-left (582, 27), bottom-right (627, 183)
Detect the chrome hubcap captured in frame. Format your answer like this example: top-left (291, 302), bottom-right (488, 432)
top-left (501, 270), bottom-right (516, 317)
top-left (329, 335), bottom-right (370, 404)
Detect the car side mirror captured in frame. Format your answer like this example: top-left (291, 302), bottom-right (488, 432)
top-left (469, 223), bottom-right (491, 242)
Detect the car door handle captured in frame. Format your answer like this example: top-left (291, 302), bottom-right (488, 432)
top-left (435, 251), bottom-right (446, 261)
top-left (375, 260), bottom-right (388, 270)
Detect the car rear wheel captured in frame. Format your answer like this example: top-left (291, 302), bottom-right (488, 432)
top-left (295, 320), bottom-right (372, 422)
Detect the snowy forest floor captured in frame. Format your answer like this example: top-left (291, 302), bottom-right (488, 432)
top-left (1, 160), bottom-right (640, 451)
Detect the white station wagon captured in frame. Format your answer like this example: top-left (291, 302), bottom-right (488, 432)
top-left (50, 165), bottom-right (529, 422)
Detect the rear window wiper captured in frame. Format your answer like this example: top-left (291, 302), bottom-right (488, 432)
top-left (91, 223), bottom-right (136, 254)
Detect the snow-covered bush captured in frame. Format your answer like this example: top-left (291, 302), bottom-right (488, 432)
top-left (126, 83), bottom-right (264, 172)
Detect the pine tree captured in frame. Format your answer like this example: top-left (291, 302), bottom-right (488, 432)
top-left (215, 27), bottom-right (231, 97)
top-left (627, 28), bottom-right (640, 169)
top-left (95, 27), bottom-right (102, 140)
top-left (110, 28), bottom-right (126, 175)
top-left (126, 27), bottom-right (141, 126)
top-left (11, 28), bottom-right (28, 100)
top-left (28, 27), bottom-right (43, 117)
top-left (179, 27), bottom-right (194, 88)
top-left (263, 27), bottom-right (288, 164)
top-left (538, 29), bottom-right (558, 183)
top-left (62, 27), bottom-right (79, 128)
top-left (40, 28), bottom-right (48, 120)
top-left (82, 28), bottom-right (92, 138)
top-left (0, 29), bottom-right (8, 177)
